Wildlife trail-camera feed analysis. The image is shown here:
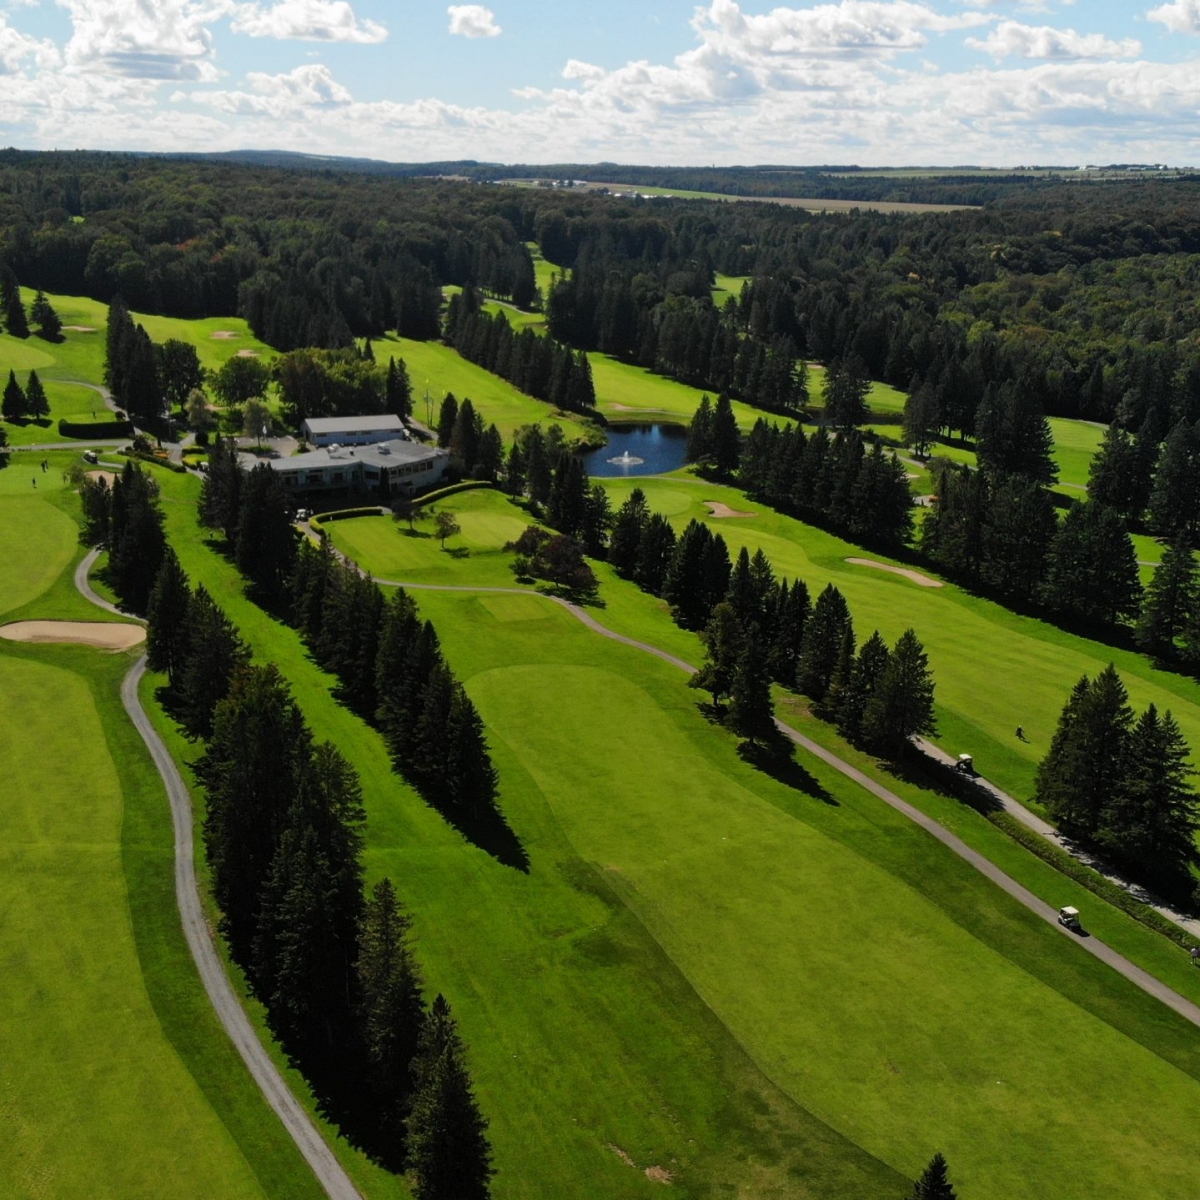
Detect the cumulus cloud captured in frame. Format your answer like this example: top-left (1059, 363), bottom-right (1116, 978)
top-left (448, 5), bottom-right (500, 38)
top-left (230, 0), bottom-right (387, 43)
top-left (967, 20), bottom-right (1142, 58)
top-left (0, 16), bottom-right (59, 73)
top-left (1148, 0), bottom-right (1200, 34)
top-left (56, 0), bottom-right (226, 81)
top-left (188, 62), bottom-right (351, 114)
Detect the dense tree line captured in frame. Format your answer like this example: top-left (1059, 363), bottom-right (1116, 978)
top-left (78, 459), bottom-right (166, 613)
top-left (147, 548), bottom-right (495, 1192)
top-left (445, 286), bottom-right (595, 414)
top-left (1036, 666), bottom-right (1198, 899)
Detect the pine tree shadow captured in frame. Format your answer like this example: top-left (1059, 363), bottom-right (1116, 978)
top-left (882, 748), bottom-right (1005, 816)
top-left (424, 794), bottom-right (531, 873)
top-left (737, 738), bottom-right (838, 805)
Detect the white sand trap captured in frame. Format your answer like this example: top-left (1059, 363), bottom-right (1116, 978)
top-left (235, 348), bottom-right (260, 357)
top-left (211, 331), bottom-right (238, 339)
top-left (845, 558), bottom-right (943, 588)
top-left (86, 470), bottom-right (118, 486)
top-left (0, 620), bottom-right (145, 649)
top-left (63, 324), bottom-right (96, 332)
top-left (705, 501), bottom-right (756, 519)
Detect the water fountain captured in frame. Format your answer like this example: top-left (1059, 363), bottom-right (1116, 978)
top-left (606, 449), bottom-right (646, 466)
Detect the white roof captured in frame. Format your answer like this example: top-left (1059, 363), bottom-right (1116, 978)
top-left (303, 415), bottom-right (404, 434)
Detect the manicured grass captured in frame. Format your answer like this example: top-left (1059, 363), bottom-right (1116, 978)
top-left (380, 334), bottom-right (584, 443)
top-left (0, 646), bottom-right (279, 1198)
top-left (130, 311), bottom-right (274, 375)
top-left (1049, 417), bottom-right (1104, 489)
top-left (597, 474), bottom-right (1200, 802)
top-left (2, 377), bottom-right (126, 446)
top-left (0, 494), bottom-right (79, 617)
top-left (807, 362), bottom-right (908, 414)
top-left (527, 242), bottom-right (563, 298)
top-left (712, 273), bottom-right (748, 305)
top-left (591, 352), bottom-right (764, 428)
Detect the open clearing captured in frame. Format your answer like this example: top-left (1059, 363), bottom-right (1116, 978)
top-left (0, 620), bottom-right (145, 648)
top-left (845, 558), bottom-right (944, 587)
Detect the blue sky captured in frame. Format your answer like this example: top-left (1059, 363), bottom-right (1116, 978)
top-left (0, 1), bottom-right (1197, 165)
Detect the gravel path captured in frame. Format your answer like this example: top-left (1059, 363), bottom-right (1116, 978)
top-left (380, 575), bottom-right (1200, 1028)
top-left (75, 549), bottom-right (361, 1200)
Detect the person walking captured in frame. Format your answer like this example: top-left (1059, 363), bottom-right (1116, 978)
top-left (1190, 946), bottom-right (1199, 967)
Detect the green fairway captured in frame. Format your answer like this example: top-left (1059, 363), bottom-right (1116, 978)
top-left (808, 362), bottom-right (908, 415)
top-left (0, 648), bottom-right (279, 1199)
top-left (1049, 416), bottom-right (1104, 490)
top-left (381, 334), bottom-right (587, 443)
top-left (0, 495), bottom-right (79, 616)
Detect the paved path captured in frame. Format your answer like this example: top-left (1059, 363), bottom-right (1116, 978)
top-left (74, 547), bottom-right (131, 618)
top-left (377, 574), bottom-right (1200, 1028)
top-left (73, 553), bottom-right (361, 1200)
top-left (916, 736), bottom-right (1200, 939)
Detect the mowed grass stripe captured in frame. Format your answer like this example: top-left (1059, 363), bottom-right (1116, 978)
top-left (0, 495), bottom-right (79, 617)
top-left (0, 648), bottom-right (271, 1199)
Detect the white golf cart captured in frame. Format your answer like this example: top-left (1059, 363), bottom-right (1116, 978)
top-left (1057, 905), bottom-right (1081, 931)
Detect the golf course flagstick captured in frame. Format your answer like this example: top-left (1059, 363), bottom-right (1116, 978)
top-left (75, 548), bottom-right (362, 1200)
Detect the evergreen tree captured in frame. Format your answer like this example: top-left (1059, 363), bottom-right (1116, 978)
top-left (728, 631), bottom-right (776, 745)
top-left (796, 583), bottom-right (852, 702)
top-left (689, 601), bottom-right (743, 708)
top-left (909, 1152), bottom-right (958, 1200)
top-left (1036, 666), bottom-right (1133, 838)
top-left (902, 380), bottom-right (940, 458)
top-left (1148, 419), bottom-right (1200, 541)
top-left (107, 460), bottom-right (166, 614)
top-left (158, 340), bottom-right (205, 413)
top-left (1096, 704), bottom-right (1198, 886)
top-left (1, 369), bottom-right (26, 420)
top-left (634, 512), bottom-right (676, 595)
top-left (663, 519), bottom-right (713, 627)
top-left (1041, 501), bottom-right (1142, 627)
top-left (1137, 534), bottom-right (1197, 656)
top-left (768, 578), bottom-right (810, 684)
top-left (686, 395), bottom-right (714, 465)
top-left (235, 464), bottom-right (297, 605)
top-left (386, 356), bottom-right (413, 421)
top-left (199, 436), bottom-right (243, 543)
top-left (975, 382), bottom-right (1057, 485)
top-left (436, 394), bottom-right (458, 448)
top-left (523, 426), bottom-right (552, 509)
top-left (30, 290), bottom-right (61, 340)
top-left (836, 630), bottom-right (891, 743)
top-left (4, 284), bottom-right (28, 339)
top-left (445, 684), bottom-right (500, 817)
top-left (450, 398), bottom-right (482, 475)
top-left (406, 997), bottom-right (494, 1200)
top-left (579, 484), bottom-right (611, 558)
top-left (176, 585), bottom-right (249, 741)
top-left (146, 548), bottom-right (192, 688)
top-left (980, 472), bottom-right (1056, 602)
top-left (356, 878), bottom-right (425, 1147)
top-left (711, 393), bottom-right (741, 476)
top-left (861, 629), bottom-right (937, 755)
top-left (823, 356), bottom-right (870, 430)
top-left (609, 487), bottom-right (649, 578)
top-left (1088, 422), bottom-right (1149, 522)
top-left (24, 370), bottom-right (48, 419)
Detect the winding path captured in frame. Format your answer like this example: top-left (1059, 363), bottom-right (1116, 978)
top-left (378, 574), bottom-right (1200, 1029)
top-left (75, 552), bottom-right (361, 1200)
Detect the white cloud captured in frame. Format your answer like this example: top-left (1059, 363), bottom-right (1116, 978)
top-left (0, 15), bottom-right (59, 73)
top-left (447, 5), bottom-right (500, 39)
top-left (967, 20), bottom-right (1142, 59)
top-left (1147, 0), bottom-right (1200, 34)
top-left (56, 0), bottom-right (227, 81)
top-left (188, 62), bottom-right (351, 114)
top-left (230, 0), bottom-right (387, 43)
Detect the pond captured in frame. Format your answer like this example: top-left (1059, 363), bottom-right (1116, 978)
top-left (578, 423), bottom-right (688, 477)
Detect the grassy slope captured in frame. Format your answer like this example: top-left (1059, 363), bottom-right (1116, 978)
top-left (320, 492), bottom-right (1200, 1199)
top-left (0, 457), bottom-right (326, 1200)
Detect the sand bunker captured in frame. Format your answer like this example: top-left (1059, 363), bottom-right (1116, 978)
top-left (63, 324), bottom-right (96, 332)
top-left (210, 331), bottom-right (238, 339)
top-left (0, 620), bottom-right (145, 649)
top-left (235, 348), bottom-right (260, 357)
top-left (845, 558), bottom-right (943, 588)
top-left (86, 470), bottom-right (118, 486)
top-left (705, 500), bottom-right (756, 519)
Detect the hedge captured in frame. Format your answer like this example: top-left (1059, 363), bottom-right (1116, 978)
top-left (310, 506), bottom-right (385, 523)
top-left (414, 480), bottom-right (495, 506)
top-left (987, 809), bottom-right (1200, 952)
top-left (58, 417), bottom-right (133, 439)
top-left (119, 449), bottom-right (187, 474)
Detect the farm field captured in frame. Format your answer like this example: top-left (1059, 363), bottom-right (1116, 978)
top-left (310, 483), bottom-right (1200, 1199)
top-left (0, 452), bottom-right (319, 1200)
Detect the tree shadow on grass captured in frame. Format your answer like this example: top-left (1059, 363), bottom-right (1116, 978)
top-left (738, 737), bottom-right (838, 805)
top-left (416, 790), bottom-right (530, 873)
top-left (443, 545), bottom-right (470, 558)
top-left (883, 749), bottom-right (1005, 817)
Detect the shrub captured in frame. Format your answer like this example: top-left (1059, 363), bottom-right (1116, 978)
top-left (57, 418), bottom-right (134, 439)
top-left (310, 506), bottom-right (383, 523)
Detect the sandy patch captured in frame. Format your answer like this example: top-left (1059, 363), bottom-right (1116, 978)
top-left (86, 470), bottom-right (117, 486)
top-left (845, 558), bottom-right (943, 588)
top-left (0, 620), bottom-right (145, 649)
top-left (705, 500), bottom-right (756, 519)
top-left (235, 348), bottom-right (259, 357)
top-left (63, 324), bottom-right (96, 332)
top-left (210, 331), bottom-right (238, 340)
top-left (645, 1166), bottom-right (674, 1184)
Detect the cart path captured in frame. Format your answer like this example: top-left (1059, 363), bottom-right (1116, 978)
top-left (378, 575), bottom-right (1200, 1029)
top-left (75, 553), bottom-right (362, 1200)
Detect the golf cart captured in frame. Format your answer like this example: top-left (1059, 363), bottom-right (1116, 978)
top-left (1058, 906), bottom-right (1081, 932)
top-left (954, 754), bottom-right (975, 777)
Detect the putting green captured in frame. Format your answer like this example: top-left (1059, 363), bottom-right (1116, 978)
top-left (0, 653), bottom-right (266, 1198)
top-left (0, 497), bottom-right (79, 617)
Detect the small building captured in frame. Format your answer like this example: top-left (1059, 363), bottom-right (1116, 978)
top-left (301, 415), bottom-right (407, 447)
top-left (255, 439), bottom-right (451, 498)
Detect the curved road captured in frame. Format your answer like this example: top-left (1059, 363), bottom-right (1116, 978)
top-left (378, 574), bottom-right (1200, 1029)
top-left (75, 552), bottom-right (361, 1200)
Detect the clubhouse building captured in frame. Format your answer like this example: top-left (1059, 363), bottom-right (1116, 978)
top-left (253, 438), bottom-right (451, 498)
top-left (300, 414), bottom-right (407, 447)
